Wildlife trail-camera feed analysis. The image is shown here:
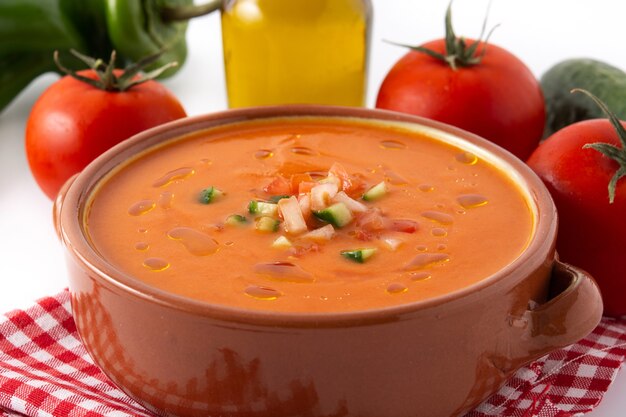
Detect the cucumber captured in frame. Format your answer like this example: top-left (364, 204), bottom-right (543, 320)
top-left (362, 181), bottom-right (387, 201)
top-left (268, 195), bottom-right (291, 203)
top-left (255, 216), bottom-right (280, 232)
top-left (199, 186), bottom-right (224, 204)
top-left (225, 214), bottom-right (248, 226)
top-left (313, 202), bottom-right (353, 228)
top-left (341, 248), bottom-right (377, 263)
top-left (248, 200), bottom-right (278, 217)
top-left (541, 58), bottom-right (626, 138)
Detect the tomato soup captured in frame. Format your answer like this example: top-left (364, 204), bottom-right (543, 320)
top-left (85, 118), bottom-right (534, 313)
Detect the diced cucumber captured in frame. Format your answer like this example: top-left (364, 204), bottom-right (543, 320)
top-left (199, 186), bottom-right (224, 204)
top-left (248, 200), bottom-right (278, 217)
top-left (313, 202), bottom-right (353, 228)
top-left (271, 236), bottom-right (292, 249)
top-left (225, 214), bottom-right (248, 226)
top-left (362, 181), bottom-right (387, 201)
top-left (341, 248), bottom-right (377, 263)
top-left (255, 216), bottom-right (280, 232)
top-left (269, 195), bottom-right (291, 203)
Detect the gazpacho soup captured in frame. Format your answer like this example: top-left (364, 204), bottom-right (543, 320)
top-left (85, 117), bottom-right (535, 313)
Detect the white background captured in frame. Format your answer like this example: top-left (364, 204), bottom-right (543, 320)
top-left (0, 1), bottom-right (624, 415)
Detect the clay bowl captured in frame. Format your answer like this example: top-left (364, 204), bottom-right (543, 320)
top-left (54, 106), bottom-right (603, 417)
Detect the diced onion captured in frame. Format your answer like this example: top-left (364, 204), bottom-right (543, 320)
top-left (381, 236), bottom-right (403, 251)
top-left (278, 196), bottom-right (308, 235)
top-left (300, 224), bottom-right (335, 241)
top-left (332, 191), bottom-right (368, 213)
top-left (310, 183), bottom-right (339, 211)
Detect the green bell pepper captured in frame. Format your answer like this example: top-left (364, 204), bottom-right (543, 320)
top-left (0, 0), bottom-right (222, 114)
top-left (0, 0), bottom-right (86, 112)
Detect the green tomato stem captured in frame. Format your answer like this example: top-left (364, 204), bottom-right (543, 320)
top-left (54, 49), bottom-right (177, 92)
top-left (385, 1), bottom-right (498, 70)
top-left (574, 88), bottom-right (626, 203)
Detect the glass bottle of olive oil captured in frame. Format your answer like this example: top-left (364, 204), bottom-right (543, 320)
top-left (221, 0), bottom-right (372, 108)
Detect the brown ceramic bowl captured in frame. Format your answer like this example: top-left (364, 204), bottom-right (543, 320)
top-left (55, 106), bottom-right (603, 417)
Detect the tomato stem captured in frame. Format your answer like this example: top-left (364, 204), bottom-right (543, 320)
top-left (386, 2), bottom-right (499, 70)
top-left (574, 88), bottom-right (626, 203)
top-left (53, 49), bottom-right (178, 92)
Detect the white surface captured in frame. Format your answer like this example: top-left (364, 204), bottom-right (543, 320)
top-left (0, 1), bottom-right (624, 414)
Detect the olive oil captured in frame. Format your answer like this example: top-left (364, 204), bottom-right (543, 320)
top-left (221, 0), bottom-right (371, 107)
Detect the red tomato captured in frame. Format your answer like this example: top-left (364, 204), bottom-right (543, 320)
top-left (376, 39), bottom-right (545, 160)
top-left (26, 70), bottom-right (186, 199)
top-left (527, 119), bottom-right (626, 317)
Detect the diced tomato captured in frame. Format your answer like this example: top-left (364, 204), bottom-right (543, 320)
top-left (263, 176), bottom-right (292, 196)
top-left (290, 173), bottom-right (313, 194)
top-left (328, 162), bottom-right (352, 191)
top-left (354, 229), bottom-right (374, 241)
top-left (386, 219), bottom-right (419, 234)
top-left (346, 173), bottom-right (367, 197)
top-left (356, 209), bottom-right (386, 231)
top-left (287, 242), bottom-right (321, 257)
top-left (298, 181), bottom-right (317, 194)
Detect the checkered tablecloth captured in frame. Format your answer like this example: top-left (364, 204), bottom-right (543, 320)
top-left (1, 290), bottom-right (624, 417)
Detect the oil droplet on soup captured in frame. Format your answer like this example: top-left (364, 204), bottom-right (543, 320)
top-left (307, 170), bottom-right (327, 180)
top-left (383, 168), bottom-right (409, 186)
top-left (167, 227), bottom-right (219, 256)
top-left (245, 285), bottom-right (282, 300)
top-left (410, 272), bottom-right (431, 281)
top-left (418, 184), bottom-right (434, 192)
top-left (152, 167), bottom-right (195, 187)
top-left (135, 242), bottom-right (149, 251)
top-left (421, 211), bottom-right (454, 225)
top-left (128, 200), bottom-right (155, 216)
top-left (254, 262), bottom-right (315, 283)
top-left (387, 283), bottom-right (408, 294)
top-left (405, 253), bottom-right (450, 270)
top-left (457, 194), bottom-right (488, 209)
top-left (431, 228), bottom-right (447, 237)
top-left (254, 149), bottom-right (274, 159)
top-left (379, 140), bottom-right (407, 150)
top-left (455, 152), bottom-right (478, 165)
top-left (290, 146), bottom-right (318, 156)
top-left (143, 257), bottom-right (170, 271)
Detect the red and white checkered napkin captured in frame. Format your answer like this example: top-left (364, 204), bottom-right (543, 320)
top-left (0, 291), bottom-right (624, 417)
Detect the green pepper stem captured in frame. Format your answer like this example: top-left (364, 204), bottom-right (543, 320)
top-left (161, 0), bottom-right (223, 22)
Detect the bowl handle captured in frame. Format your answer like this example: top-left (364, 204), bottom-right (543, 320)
top-left (519, 260), bottom-right (603, 360)
top-left (52, 174), bottom-right (79, 241)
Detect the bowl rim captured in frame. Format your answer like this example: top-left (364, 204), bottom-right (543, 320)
top-left (59, 105), bottom-right (557, 326)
